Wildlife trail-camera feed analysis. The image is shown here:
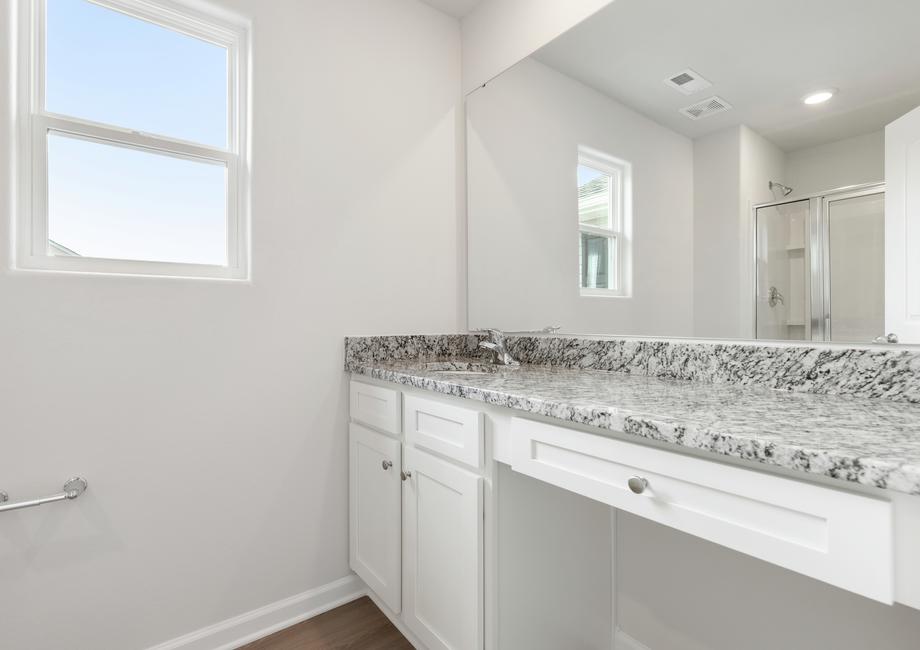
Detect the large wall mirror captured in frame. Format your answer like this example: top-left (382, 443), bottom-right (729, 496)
top-left (466, 0), bottom-right (920, 345)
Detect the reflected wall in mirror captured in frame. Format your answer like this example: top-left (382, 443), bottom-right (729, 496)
top-left (467, 0), bottom-right (920, 344)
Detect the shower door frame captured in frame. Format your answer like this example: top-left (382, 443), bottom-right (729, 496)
top-left (751, 181), bottom-right (886, 342)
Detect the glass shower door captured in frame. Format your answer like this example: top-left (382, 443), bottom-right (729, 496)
top-left (825, 191), bottom-right (885, 342)
top-left (755, 200), bottom-right (810, 341)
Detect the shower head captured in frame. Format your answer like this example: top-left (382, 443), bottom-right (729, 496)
top-left (769, 181), bottom-right (794, 197)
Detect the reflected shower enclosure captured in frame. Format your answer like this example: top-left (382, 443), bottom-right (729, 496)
top-left (754, 184), bottom-right (885, 342)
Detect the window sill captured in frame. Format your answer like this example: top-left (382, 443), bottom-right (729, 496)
top-left (580, 288), bottom-right (631, 299)
top-left (13, 254), bottom-right (249, 282)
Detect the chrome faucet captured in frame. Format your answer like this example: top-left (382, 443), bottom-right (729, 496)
top-left (475, 326), bottom-right (560, 366)
top-left (479, 329), bottom-right (520, 366)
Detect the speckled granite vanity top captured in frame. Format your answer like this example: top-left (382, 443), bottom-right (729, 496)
top-left (345, 335), bottom-right (920, 496)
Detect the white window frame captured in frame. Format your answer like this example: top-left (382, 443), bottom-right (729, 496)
top-left (15, 0), bottom-right (251, 280)
top-left (578, 147), bottom-right (632, 298)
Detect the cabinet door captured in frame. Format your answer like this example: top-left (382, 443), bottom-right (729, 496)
top-left (403, 446), bottom-right (482, 650)
top-left (349, 423), bottom-right (402, 613)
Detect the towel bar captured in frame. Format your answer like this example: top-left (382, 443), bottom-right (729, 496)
top-left (0, 477), bottom-right (88, 514)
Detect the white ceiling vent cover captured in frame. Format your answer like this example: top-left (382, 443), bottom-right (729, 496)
top-left (680, 96), bottom-right (733, 121)
top-left (663, 68), bottom-right (712, 95)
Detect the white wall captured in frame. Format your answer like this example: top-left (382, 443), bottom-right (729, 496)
top-left (617, 512), bottom-right (920, 650)
top-left (692, 127), bottom-right (742, 338)
top-left (786, 130), bottom-right (885, 197)
top-left (739, 125), bottom-right (788, 337)
top-left (497, 465), bottom-right (613, 650)
top-left (467, 57), bottom-right (694, 336)
top-left (460, 0), bottom-right (613, 94)
top-left (0, 1), bottom-right (463, 648)
top-left (693, 125), bottom-right (785, 339)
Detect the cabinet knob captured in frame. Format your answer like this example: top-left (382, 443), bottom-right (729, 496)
top-left (381, 460), bottom-right (393, 471)
top-left (627, 476), bottom-right (648, 494)
top-left (401, 470), bottom-right (412, 481)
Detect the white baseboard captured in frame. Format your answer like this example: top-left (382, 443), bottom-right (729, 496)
top-left (145, 574), bottom-right (647, 650)
top-left (615, 627), bottom-right (652, 650)
top-left (147, 574), bottom-right (366, 650)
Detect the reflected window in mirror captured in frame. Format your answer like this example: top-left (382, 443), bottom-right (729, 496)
top-left (578, 150), bottom-right (632, 297)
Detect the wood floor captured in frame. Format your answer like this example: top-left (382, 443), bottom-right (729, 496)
top-left (239, 596), bottom-right (413, 650)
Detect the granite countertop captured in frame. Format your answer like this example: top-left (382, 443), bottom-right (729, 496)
top-left (348, 358), bottom-right (920, 496)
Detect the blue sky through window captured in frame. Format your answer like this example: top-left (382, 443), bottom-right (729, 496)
top-left (47, 0), bottom-right (228, 147)
top-left (577, 164), bottom-right (604, 188)
top-left (44, 0), bottom-right (231, 266)
top-left (48, 134), bottom-right (227, 265)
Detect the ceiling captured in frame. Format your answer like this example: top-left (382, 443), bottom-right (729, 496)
top-left (534, 0), bottom-right (920, 151)
top-left (419, 0), bottom-right (485, 18)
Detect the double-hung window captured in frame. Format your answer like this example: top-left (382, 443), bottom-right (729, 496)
top-left (578, 149), bottom-right (632, 296)
top-left (17, 0), bottom-right (250, 279)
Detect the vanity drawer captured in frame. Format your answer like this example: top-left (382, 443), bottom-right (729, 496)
top-left (404, 394), bottom-right (483, 469)
top-left (350, 380), bottom-right (401, 435)
top-left (510, 417), bottom-right (894, 603)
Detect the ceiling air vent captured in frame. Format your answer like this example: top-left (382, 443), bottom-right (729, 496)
top-left (663, 68), bottom-right (712, 95)
top-left (679, 96), bottom-right (733, 121)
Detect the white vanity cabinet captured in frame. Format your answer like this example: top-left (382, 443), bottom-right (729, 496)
top-left (349, 380), bottom-right (485, 650)
top-left (350, 376), bottom-right (920, 650)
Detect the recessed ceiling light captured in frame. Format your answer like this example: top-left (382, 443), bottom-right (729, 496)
top-left (803, 89), bottom-right (836, 105)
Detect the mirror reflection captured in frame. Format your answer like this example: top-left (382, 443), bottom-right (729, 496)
top-left (467, 0), bottom-right (920, 344)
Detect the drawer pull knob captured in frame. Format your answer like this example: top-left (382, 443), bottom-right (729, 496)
top-left (627, 476), bottom-right (648, 494)
top-left (381, 460), bottom-right (393, 471)
top-left (401, 470), bottom-right (412, 482)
